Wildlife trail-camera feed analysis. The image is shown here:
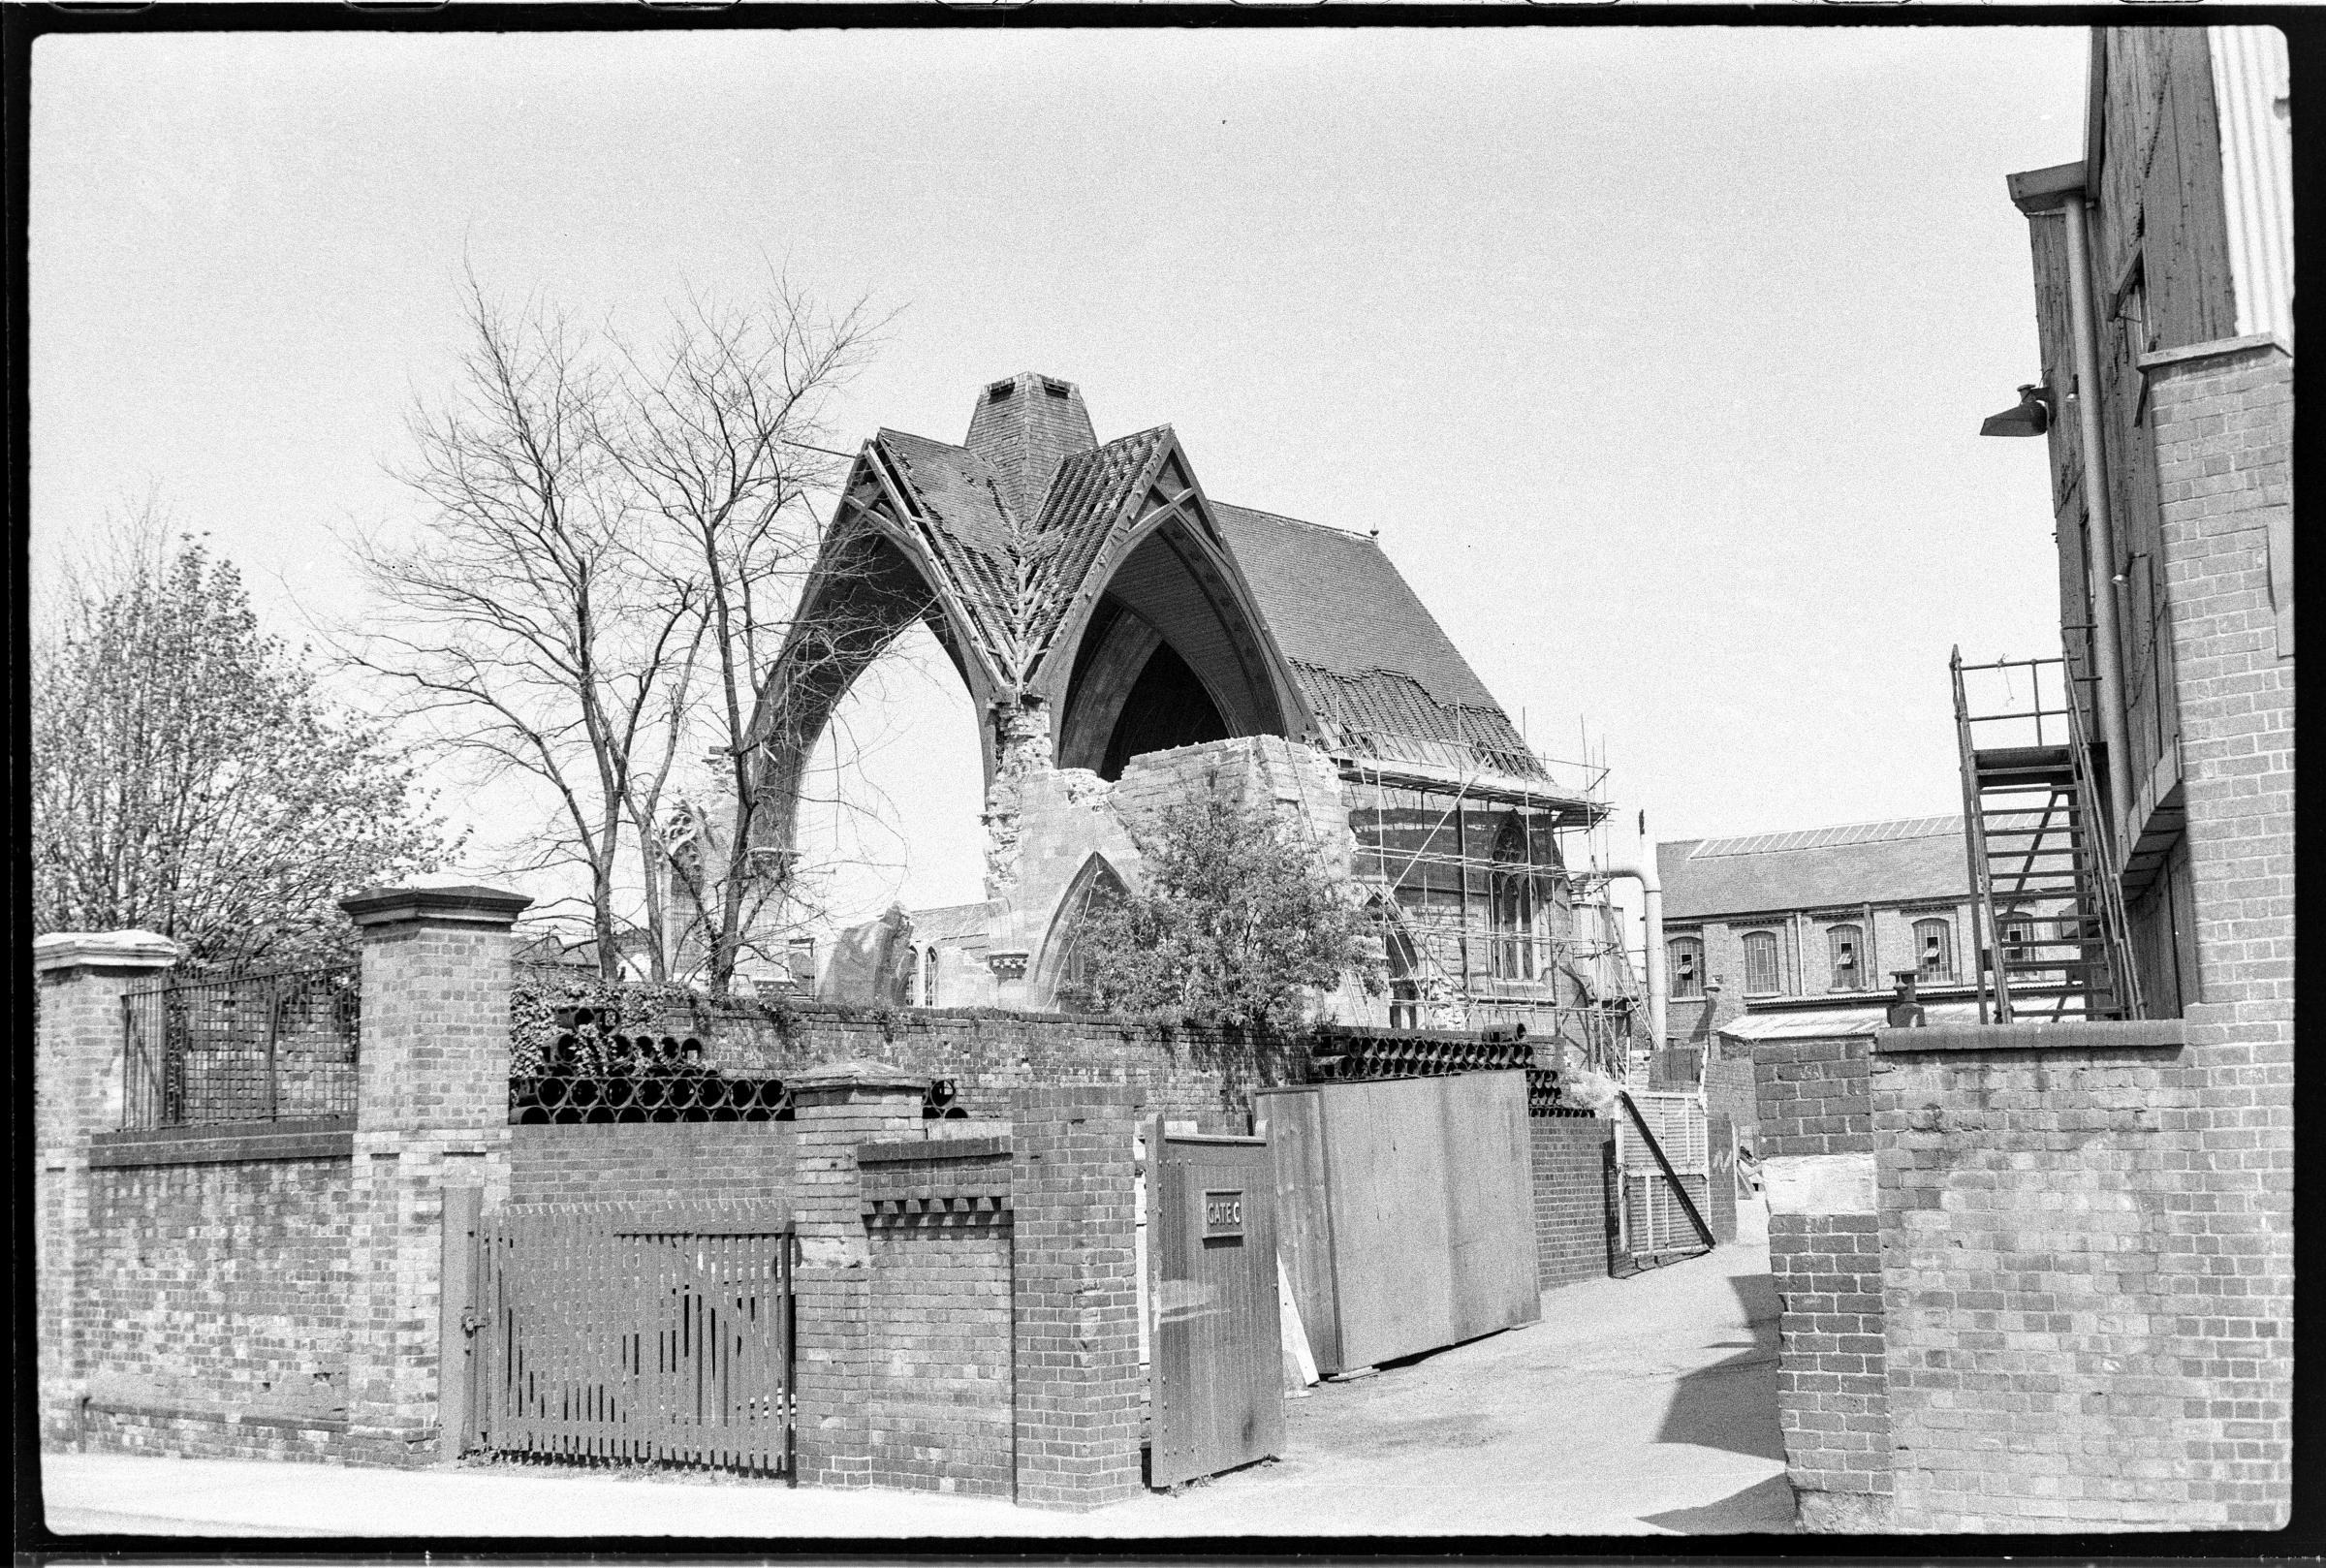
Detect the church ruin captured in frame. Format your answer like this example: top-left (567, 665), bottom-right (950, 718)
top-left (682, 372), bottom-right (1647, 1067)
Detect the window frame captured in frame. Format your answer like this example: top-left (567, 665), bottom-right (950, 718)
top-left (1667, 934), bottom-right (1706, 1001)
top-left (1827, 923), bottom-right (1865, 991)
top-left (1742, 929), bottom-right (1781, 996)
top-left (1913, 917), bottom-right (1955, 984)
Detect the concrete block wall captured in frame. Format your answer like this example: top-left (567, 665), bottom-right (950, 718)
top-left (1873, 1031), bottom-right (2198, 1530)
top-left (858, 1136), bottom-right (1016, 1498)
top-left (1752, 1032), bottom-right (1889, 1530)
top-left (1527, 1114), bottom-right (1613, 1289)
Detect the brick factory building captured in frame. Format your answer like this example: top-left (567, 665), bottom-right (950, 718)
top-left (1754, 25), bottom-right (2295, 1533)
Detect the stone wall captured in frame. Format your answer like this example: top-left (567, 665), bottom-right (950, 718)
top-left (1527, 1113), bottom-right (1613, 1289)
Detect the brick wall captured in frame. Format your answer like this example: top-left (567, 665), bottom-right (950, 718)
top-left (78, 1153), bottom-right (354, 1458)
top-left (506, 1122), bottom-right (799, 1207)
top-left (859, 1137), bottom-right (1016, 1498)
top-left (1874, 1032), bottom-right (2198, 1530)
top-left (1527, 1114), bottom-right (1612, 1289)
top-left (622, 1001), bottom-right (1307, 1135)
top-left (1769, 1213), bottom-right (1888, 1520)
top-left (1704, 1033), bottom-right (1760, 1146)
top-left (1752, 1030), bottom-right (1888, 1530)
top-left (2144, 337), bottom-right (2294, 1529)
top-left (1010, 1086), bottom-right (1143, 1510)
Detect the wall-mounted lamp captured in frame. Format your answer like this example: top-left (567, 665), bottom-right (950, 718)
top-left (1979, 383), bottom-right (2055, 438)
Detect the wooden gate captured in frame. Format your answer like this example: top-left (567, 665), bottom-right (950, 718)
top-left (1145, 1122), bottom-right (1283, 1489)
top-left (1615, 1091), bottom-right (1713, 1256)
top-left (465, 1204), bottom-right (794, 1476)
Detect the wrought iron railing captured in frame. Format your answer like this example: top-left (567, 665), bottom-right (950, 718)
top-left (121, 965), bottom-right (361, 1129)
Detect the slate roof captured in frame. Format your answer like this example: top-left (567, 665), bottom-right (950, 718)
top-left (1658, 817), bottom-right (1970, 922)
top-left (851, 381), bottom-right (1541, 776)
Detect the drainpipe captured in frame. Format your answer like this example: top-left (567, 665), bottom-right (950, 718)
top-left (1598, 851), bottom-right (1665, 1064)
top-left (2060, 194), bottom-right (2139, 857)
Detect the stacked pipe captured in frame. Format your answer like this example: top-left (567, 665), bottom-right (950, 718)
top-left (511, 1007), bottom-right (791, 1124)
top-left (1306, 1027), bottom-right (1533, 1084)
top-left (922, 1079), bottom-right (969, 1120)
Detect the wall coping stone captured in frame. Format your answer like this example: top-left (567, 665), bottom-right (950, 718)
top-left (90, 1119), bottom-right (355, 1168)
top-left (858, 1133), bottom-right (1012, 1164)
top-left (788, 1058), bottom-right (928, 1095)
top-left (2137, 330), bottom-right (2292, 372)
top-left (34, 929), bottom-right (181, 974)
top-left (339, 884), bottom-right (533, 929)
top-left (1874, 1019), bottom-right (2185, 1054)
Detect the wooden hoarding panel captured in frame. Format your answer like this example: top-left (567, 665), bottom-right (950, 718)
top-left (1149, 1135), bottom-right (1285, 1488)
top-left (1322, 1078), bottom-right (1458, 1369)
top-left (1439, 1071), bottom-right (1541, 1342)
top-left (1253, 1086), bottom-right (1341, 1375)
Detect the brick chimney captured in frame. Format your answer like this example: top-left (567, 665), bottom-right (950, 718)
top-left (963, 372), bottom-right (1098, 518)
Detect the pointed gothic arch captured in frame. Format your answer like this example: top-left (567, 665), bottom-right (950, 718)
top-left (1031, 852), bottom-right (1132, 1011)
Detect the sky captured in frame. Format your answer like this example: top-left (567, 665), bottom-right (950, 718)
top-left (29, 24), bottom-right (2090, 933)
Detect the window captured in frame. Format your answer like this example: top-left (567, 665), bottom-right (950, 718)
top-left (1488, 816), bottom-right (1537, 983)
top-left (1743, 930), bottom-right (1780, 995)
top-left (1914, 918), bottom-right (1954, 983)
top-left (1827, 924), bottom-right (1865, 990)
top-left (921, 945), bottom-right (940, 1008)
top-left (1668, 936), bottom-right (1705, 1000)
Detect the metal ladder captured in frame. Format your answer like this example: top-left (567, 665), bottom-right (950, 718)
top-left (1950, 647), bottom-right (2143, 1023)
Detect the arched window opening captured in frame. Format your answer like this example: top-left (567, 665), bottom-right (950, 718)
top-left (1099, 641), bottom-right (1230, 780)
top-left (921, 945), bottom-right (940, 1007)
top-left (1827, 924), bottom-right (1865, 990)
top-left (1743, 930), bottom-right (1780, 995)
top-left (1487, 816), bottom-right (1538, 984)
top-left (1668, 935), bottom-right (1706, 1000)
top-left (1914, 918), bottom-right (1955, 984)
top-left (1039, 855), bottom-right (1131, 1012)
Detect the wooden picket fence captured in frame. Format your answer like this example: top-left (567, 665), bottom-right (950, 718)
top-left (468, 1204), bottom-right (794, 1477)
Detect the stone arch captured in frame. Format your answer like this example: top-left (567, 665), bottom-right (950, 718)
top-left (1049, 505), bottom-right (1311, 778)
top-left (1030, 852), bottom-right (1131, 1011)
top-left (742, 509), bottom-right (1000, 865)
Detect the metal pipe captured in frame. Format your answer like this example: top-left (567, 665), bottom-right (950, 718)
top-left (1597, 850), bottom-right (1665, 1064)
top-left (2060, 195), bottom-right (2139, 857)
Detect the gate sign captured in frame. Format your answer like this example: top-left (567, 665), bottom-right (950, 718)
top-left (1202, 1188), bottom-right (1245, 1239)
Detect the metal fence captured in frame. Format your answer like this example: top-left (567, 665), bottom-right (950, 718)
top-left (121, 966), bottom-right (361, 1129)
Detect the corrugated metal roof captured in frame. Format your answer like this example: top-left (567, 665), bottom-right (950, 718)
top-left (1692, 817), bottom-right (1962, 859)
top-left (1658, 817), bottom-right (1969, 921)
top-left (1716, 1001), bottom-right (1984, 1041)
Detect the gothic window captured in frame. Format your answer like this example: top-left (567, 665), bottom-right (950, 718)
top-left (1487, 816), bottom-right (1537, 983)
top-left (921, 945), bottom-right (940, 1008)
top-left (1743, 930), bottom-right (1780, 995)
top-left (1828, 925), bottom-right (1865, 990)
top-left (1914, 918), bottom-right (1954, 984)
top-left (1668, 936), bottom-right (1706, 1000)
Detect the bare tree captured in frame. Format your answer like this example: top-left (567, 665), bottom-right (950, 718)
top-left (345, 272), bottom-right (886, 987)
top-left (598, 278), bottom-right (887, 994)
top-left (343, 281), bottom-right (704, 978)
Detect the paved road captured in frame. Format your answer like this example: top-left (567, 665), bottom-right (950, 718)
top-left (38, 1207), bottom-right (1791, 1540)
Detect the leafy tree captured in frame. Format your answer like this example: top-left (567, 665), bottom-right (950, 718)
top-left (32, 531), bottom-right (457, 973)
top-left (1073, 793), bottom-right (1379, 1030)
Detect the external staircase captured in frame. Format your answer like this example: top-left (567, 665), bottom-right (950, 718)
top-left (1950, 647), bottom-right (2144, 1023)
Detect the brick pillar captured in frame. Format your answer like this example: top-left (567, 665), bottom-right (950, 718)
top-left (337, 884), bottom-right (530, 1468)
top-left (787, 1058), bottom-right (928, 1487)
top-left (1751, 1031), bottom-right (1890, 1532)
top-left (33, 931), bottom-right (182, 1446)
top-left (1010, 1084), bottom-right (1142, 1511)
top-left (2142, 333), bottom-right (2295, 1528)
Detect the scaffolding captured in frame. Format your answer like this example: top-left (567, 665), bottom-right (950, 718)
top-left (1320, 700), bottom-right (1644, 1080)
